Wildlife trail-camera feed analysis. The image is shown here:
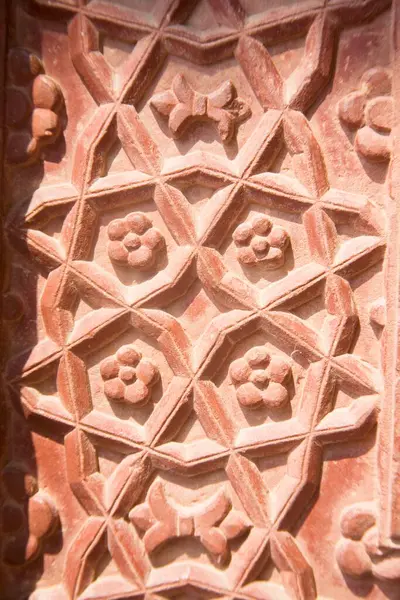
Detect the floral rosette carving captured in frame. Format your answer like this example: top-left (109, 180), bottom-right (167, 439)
top-left (107, 212), bottom-right (165, 270)
top-left (130, 481), bottom-right (250, 566)
top-left (151, 74), bottom-right (251, 142)
top-left (230, 346), bottom-right (292, 409)
top-left (6, 47), bottom-right (64, 165)
top-left (336, 503), bottom-right (400, 582)
top-left (232, 214), bottom-right (290, 268)
top-left (338, 67), bottom-right (393, 162)
top-left (1, 463), bottom-right (58, 565)
top-left (100, 344), bottom-right (159, 406)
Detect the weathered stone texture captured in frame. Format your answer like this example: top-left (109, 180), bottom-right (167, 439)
top-left (1, 1), bottom-right (399, 599)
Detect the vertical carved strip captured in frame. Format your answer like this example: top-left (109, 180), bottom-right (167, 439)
top-left (379, 0), bottom-right (400, 547)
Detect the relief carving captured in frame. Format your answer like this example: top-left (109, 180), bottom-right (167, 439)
top-left (338, 68), bottom-right (393, 162)
top-left (229, 346), bottom-right (292, 409)
top-left (6, 48), bottom-right (64, 165)
top-left (232, 214), bottom-right (290, 268)
top-left (1, 1), bottom-right (397, 599)
top-left (107, 212), bottom-right (165, 271)
top-left (100, 345), bottom-right (159, 406)
top-left (130, 481), bottom-right (250, 566)
top-left (336, 503), bottom-right (400, 582)
top-left (151, 74), bottom-right (251, 141)
top-left (2, 463), bottom-right (58, 566)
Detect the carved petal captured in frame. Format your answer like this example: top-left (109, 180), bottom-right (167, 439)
top-left (150, 89), bottom-right (176, 116)
top-left (172, 73), bottom-right (194, 104)
top-left (271, 531), bottom-right (317, 599)
top-left (107, 520), bottom-right (149, 583)
top-left (303, 206), bottom-right (337, 266)
top-left (208, 80), bottom-right (234, 108)
top-left (325, 274), bottom-right (356, 317)
top-left (226, 453), bottom-right (270, 527)
top-left (284, 111), bottom-right (328, 198)
top-left (373, 557), bottom-right (400, 581)
top-left (64, 517), bottom-right (106, 600)
top-left (169, 103), bottom-right (193, 135)
top-left (104, 453), bottom-right (152, 514)
top-left (285, 14), bottom-right (336, 112)
top-left (355, 126), bottom-right (392, 161)
top-left (194, 381), bottom-right (237, 446)
top-left (235, 35), bottom-right (283, 109)
top-left (338, 90), bottom-right (366, 128)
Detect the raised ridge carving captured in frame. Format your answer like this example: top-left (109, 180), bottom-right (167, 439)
top-left (151, 74), bottom-right (251, 141)
top-left (1, 1), bottom-right (396, 599)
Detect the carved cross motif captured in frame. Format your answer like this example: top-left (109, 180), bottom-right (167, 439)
top-left (130, 481), bottom-right (250, 565)
top-left (151, 74), bottom-right (251, 141)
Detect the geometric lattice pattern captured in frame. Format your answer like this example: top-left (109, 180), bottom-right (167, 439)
top-left (2, 1), bottom-right (398, 599)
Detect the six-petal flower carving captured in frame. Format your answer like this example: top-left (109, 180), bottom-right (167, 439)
top-left (230, 346), bottom-right (292, 409)
top-left (107, 212), bottom-right (165, 270)
top-left (100, 345), bottom-right (159, 406)
top-left (232, 214), bottom-right (290, 267)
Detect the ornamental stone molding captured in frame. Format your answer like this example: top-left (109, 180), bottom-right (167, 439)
top-left (1, 1), bottom-right (399, 599)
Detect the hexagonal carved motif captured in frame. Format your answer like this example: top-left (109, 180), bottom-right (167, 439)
top-left (130, 481), bottom-right (250, 566)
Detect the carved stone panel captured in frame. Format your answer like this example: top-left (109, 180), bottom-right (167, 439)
top-left (1, 1), bottom-right (399, 599)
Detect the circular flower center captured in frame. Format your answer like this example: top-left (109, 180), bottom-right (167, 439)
top-left (124, 232), bottom-right (141, 250)
top-left (119, 366), bottom-right (136, 384)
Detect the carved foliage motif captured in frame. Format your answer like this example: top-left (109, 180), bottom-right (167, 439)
top-left (100, 345), bottom-right (159, 406)
top-left (1, 0), bottom-right (394, 599)
top-left (338, 68), bottom-right (393, 162)
top-left (2, 463), bottom-right (58, 566)
top-left (151, 74), bottom-right (251, 141)
top-left (232, 214), bottom-right (290, 268)
top-left (6, 47), bottom-right (64, 165)
top-left (130, 482), bottom-right (250, 565)
top-left (336, 503), bottom-right (400, 582)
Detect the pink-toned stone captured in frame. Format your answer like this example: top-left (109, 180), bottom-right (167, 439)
top-left (2, 2), bottom-right (400, 599)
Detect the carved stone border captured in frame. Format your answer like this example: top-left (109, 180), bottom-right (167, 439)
top-left (378, 0), bottom-right (400, 550)
top-left (1, 1), bottom-right (399, 598)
